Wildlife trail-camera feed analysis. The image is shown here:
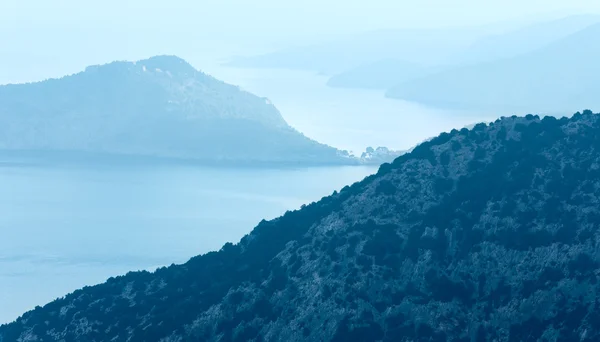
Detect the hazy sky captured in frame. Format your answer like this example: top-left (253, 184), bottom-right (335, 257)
top-left (3, 0), bottom-right (600, 33)
top-left (2, 0), bottom-right (600, 82)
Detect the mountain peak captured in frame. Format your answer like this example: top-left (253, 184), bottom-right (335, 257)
top-left (82, 55), bottom-right (199, 79)
top-left (136, 55), bottom-right (199, 76)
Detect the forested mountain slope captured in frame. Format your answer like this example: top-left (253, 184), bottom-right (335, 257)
top-left (2, 111), bottom-right (600, 341)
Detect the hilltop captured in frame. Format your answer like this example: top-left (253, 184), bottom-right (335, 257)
top-left (0, 56), bottom-right (358, 166)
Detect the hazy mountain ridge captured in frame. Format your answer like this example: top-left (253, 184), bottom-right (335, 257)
top-left (386, 22), bottom-right (600, 112)
top-left (443, 13), bottom-right (600, 66)
top-left (224, 27), bottom-right (497, 75)
top-left (326, 59), bottom-right (431, 90)
top-left (325, 15), bottom-right (599, 92)
top-left (3, 111), bottom-right (600, 341)
top-left (0, 55), bottom-right (375, 166)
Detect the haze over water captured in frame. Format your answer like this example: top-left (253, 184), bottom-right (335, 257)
top-left (0, 161), bottom-right (376, 323)
top-left (203, 65), bottom-right (498, 153)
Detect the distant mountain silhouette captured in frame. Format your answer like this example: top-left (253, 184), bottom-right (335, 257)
top-left (326, 59), bottom-right (432, 90)
top-left (0, 56), bottom-right (360, 166)
top-left (326, 15), bottom-right (599, 91)
top-left (444, 14), bottom-right (599, 66)
top-left (224, 27), bottom-right (495, 75)
top-left (386, 22), bottom-right (600, 113)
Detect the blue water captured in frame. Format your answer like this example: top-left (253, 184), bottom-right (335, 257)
top-left (0, 162), bottom-right (376, 323)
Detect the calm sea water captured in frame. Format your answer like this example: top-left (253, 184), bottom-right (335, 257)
top-left (0, 162), bottom-right (376, 323)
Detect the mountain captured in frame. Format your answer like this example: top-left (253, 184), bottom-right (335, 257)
top-left (326, 59), bottom-right (432, 90)
top-left (326, 15), bottom-right (598, 91)
top-left (444, 14), bottom-right (599, 66)
top-left (224, 27), bottom-right (496, 75)
top-left (0, 55), bottom-right (356, 166)
top-left (3, 111), bottom-right (600, 341)
top-left (386, 23), bottom-right (600, 113)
